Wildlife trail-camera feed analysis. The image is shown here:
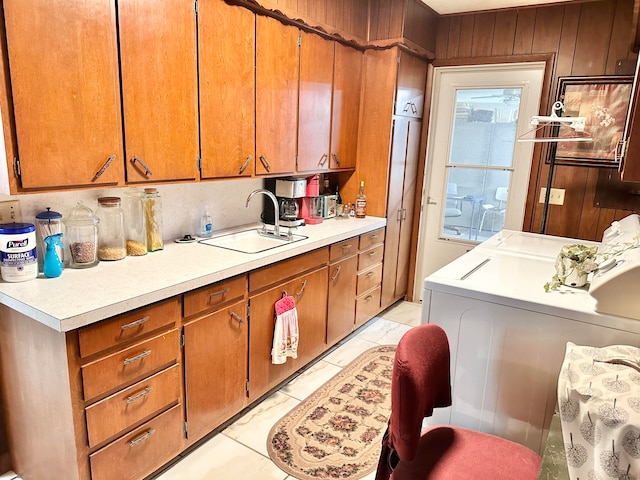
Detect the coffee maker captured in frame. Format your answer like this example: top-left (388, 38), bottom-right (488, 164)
top-left (262, 178), bottom-right (306, 228)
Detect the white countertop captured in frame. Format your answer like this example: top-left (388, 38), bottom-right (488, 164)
top-left (0, 216), bottom-right (386, 332)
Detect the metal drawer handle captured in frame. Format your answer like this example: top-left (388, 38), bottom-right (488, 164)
top-left (239, 155), bottom-right (252, 175)
top-left (332, 153), bottom-right (341, 167)
top-left (259, 154), bottom-right (271, 172)
top-left (296, 280), bottom-right (307, 302)
top-left (124, 349), bottom-right (152, 365)
top-left (331, 266), bottom-right (342, 283)
top-left (131, 155), bottom-right (153, 176)
top-left (230, 311), bottom-right (244, 324)
top-left (366, 272), bottom-right (375, 279)
top-left (341, 244), bottom-right (353, 251)
top-left (318, 153), bottom-right (328, 167)
top-left (208, 287), bottom-right (230, 301)
top-left (368, 251), bottom-right (376, 258)
top-left (129, 429), bottom-right (156, 448)
top-left (126, 387), bottom-right (153, 404)
top-left (369, 234), bottom-right (379, 240)
top-left (93, 154), bottom-right (116, 180)
top-left (365, 295), bottom-right (374, 302)
top-left (121, 316), bottom-right (150, 330)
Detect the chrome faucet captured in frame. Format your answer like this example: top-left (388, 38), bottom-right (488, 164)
top-left (246, 189), bottom-right (281, 238)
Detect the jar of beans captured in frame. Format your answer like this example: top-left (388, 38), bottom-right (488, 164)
top-left (96, 197), bottom-right (126, 261)
top-left (64, 202), bottom-right (99, 268)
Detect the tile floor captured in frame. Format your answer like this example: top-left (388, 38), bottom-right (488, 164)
top-left (150, 300), bottom-right (422, 480)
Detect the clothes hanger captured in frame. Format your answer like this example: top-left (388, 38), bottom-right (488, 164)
top-left (517, 101), bottom-right (593, 143)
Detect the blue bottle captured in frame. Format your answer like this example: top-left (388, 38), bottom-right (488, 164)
top-left (43, 233), bottom-right (64, 278)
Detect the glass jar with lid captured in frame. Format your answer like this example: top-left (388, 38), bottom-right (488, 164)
top-left (96, 196), bottom-right (126, 261)
top-left (35, 207), bottom-right (64, 271)
top-left (123, 188), bottom-right (147, 256)
top-left (143, 188), bottom-right (164, 252)
top-left (65, 202), bottom-right (99, 268)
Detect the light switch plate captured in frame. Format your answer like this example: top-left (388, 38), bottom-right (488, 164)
top-left (0, 200), bottom-right (22, 223)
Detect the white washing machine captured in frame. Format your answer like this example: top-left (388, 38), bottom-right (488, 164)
top-left (421, 216), bottom-right (640, 454)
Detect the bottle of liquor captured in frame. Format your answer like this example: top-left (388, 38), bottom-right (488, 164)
top-left (355, 181), bottom-right (367, 218)
top-left (321, 177), bottom-right (331, 196)
top-left (335, 183), bottom-right (342, 206)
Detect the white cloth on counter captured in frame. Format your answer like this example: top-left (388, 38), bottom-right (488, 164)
top-left (558, 342), bottom-right (640, 480)
top-left (271, 294), bottom-right (299, 365)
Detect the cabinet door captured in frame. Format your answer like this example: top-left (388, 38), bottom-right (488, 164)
top-left (183, 301), bottom-right (248, 443)
top-left (248, 267), bottom-right (328, 401)
top-left (327, 255), bottom-right (358, 346)
top-left (622, 58), bottom-right (640, 181)
top-left (394, 119), bottom-right (421, 299)
top-left (255, 16), bottom-right (298, 176)
top-left (394, 51), bottom-right (427, 119)
top-left (330, 44), bottom-right (362, 170)
top-left (119, 0), bottom-right (198, 183)
top-left (4, 0), bottom-right (124, 190)
top-left (199, 0), bottom-right (255, 179)
top-left (297, 32), bottom-right (333, 173)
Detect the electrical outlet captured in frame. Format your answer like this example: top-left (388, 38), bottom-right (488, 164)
top-left (539, 188), bottom-right (565, 206)
top-left (0, 200), bottom-right (22, 223)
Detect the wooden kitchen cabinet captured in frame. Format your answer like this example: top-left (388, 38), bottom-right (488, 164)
top-left (350, 47), bottom-right (427, 308)
top-left (3, 0), bottom-right (125, 190)
top-left (356, 228), bottom-right (385, 327)
top-left (248, 249), bottom-right (328, 401)
top-left (198, 0), bottom-right (255, 179)
top-left (183, 299), bottom-right (248, 443)
top-left (330, 43), bottom-right (363, 171)
top-left (326, 238), bottom-right (358, 346)
top-left (381, 117), bottom-right (422, 308)
top-left (297, 31), bottom-right (334, 173)
top-left (118, 0), bottom-right (199, 183)
top-left (255, 15), bottom-right (299, 176)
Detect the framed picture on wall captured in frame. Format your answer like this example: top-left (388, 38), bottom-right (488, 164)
top-left (551, 75), bottom-right (634, 167)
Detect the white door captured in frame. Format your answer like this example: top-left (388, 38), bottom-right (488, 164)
top-left (414, 63), bottom-right (545, 300)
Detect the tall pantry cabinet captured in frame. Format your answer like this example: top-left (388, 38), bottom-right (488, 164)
top-left (354, 47), bottom-right (427, 310)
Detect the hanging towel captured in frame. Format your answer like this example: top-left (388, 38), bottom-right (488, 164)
top-left (271, 293), bottom-right (299, 365)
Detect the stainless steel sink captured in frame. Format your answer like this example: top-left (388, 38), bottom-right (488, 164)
top-left (199, 228), bottom-right (308, 254)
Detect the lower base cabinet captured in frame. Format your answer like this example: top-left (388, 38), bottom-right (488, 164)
top-left (0, 231), bottom-right (388, 480)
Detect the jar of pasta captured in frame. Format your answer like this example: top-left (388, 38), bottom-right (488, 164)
top-left (96, 197), bottom-right (126, 261)
top-left (123, 188), bottom-right (147, 256)
top-left (143, 188), bottom-right (164, 252)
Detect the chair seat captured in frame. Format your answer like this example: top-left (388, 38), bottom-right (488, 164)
top-left (390, 425), bottom-right (541, 480)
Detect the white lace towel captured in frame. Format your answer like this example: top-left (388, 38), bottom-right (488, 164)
top-left (558, 342), bottom-right (640, 480)
top-left (271, 294), bottom-right (299, 365)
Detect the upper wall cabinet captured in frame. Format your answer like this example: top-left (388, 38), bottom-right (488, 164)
top-left (4, 0), bottom-right (125, 190)
top-left (394, 50), bottom-right (428, 119)
top-left (255, 15), bottom-right (298, 176)
top-left (199, 0), bottom-right (255, 179)
top-left (297, 32), bottom-right (333, 173)
top-left (119, 0), bottom-right (199, 183)
top-left (330, 43), bottom-right (362, 170)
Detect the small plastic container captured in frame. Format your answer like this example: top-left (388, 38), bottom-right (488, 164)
top-left (143, 188), bottom-right (164, 252)
top-left (96, 197), bottom-right (126, 261)
top-left (65, 202), bottom-right (99, 268)
top-left (35, 207), bottom-right (64, 271)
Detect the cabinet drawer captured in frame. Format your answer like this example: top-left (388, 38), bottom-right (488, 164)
top-left (82, 329), bottom-right (180, 401)
top-left (78, 298), bottom-right (180, 358)
top-left (89, 403), bottom-right (183, 480)
top-left (183, 274), bottom-right (247, 318)
top-left (250, 247), bottom-right (329, 293)
top-left (329, 237), bottom-right (358, 262)
top-left (356, 285), bottom-right (381, 327)
top-left (358, 244), bottom-right (384, 271)
top-left (359, 228), bottom-right (385, 250)
top-left (357, 263), bottom-right (383, 296)
top-left (86, 364), bottom-right (181, 447)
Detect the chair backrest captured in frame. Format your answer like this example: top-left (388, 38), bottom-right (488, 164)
top-left (495, 186), bottom-right (508, 203)
top-left (387, 324), bottom-right (452, 462)
top-left (447, 183), bottom-right (458, 195)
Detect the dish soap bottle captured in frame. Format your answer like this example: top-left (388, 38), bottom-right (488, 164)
top-left (355, 181), bottom-right (367, 218)
top-left (200, 207), bottom-right (213, 238)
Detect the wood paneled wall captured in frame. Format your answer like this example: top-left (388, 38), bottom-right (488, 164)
top-left (435, 0), bottom-right (638, 240)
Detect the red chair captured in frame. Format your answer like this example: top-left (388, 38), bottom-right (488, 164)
top-left (375, 324), bottom-right (541, 480)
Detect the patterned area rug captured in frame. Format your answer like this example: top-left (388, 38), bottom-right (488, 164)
top-left (267, 345), bottom-right (396, 480)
